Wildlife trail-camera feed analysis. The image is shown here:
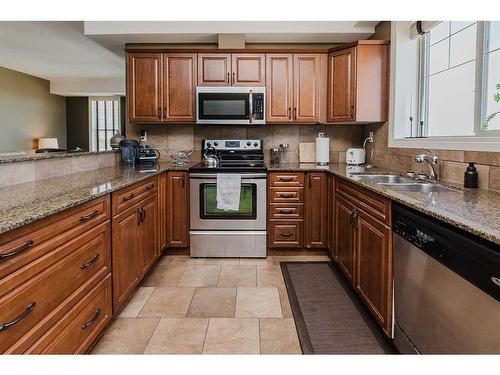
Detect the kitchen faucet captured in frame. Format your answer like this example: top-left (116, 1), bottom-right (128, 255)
top-left (415, 149), bottom-right (439, 181)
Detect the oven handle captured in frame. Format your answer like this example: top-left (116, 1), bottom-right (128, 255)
top-left (189, 173), bottom-right (267, 179)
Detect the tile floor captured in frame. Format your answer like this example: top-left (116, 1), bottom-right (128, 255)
top-left (92, 254), bottom-right (330, 355)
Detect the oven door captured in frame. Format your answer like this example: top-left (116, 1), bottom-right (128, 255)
top-left (190, 173), bottom-right (266, 230)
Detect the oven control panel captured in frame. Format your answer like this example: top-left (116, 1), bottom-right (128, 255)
top-left (203, 139), bottom-right (262, 151)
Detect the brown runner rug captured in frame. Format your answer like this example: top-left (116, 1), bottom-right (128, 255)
top-left (280, 261), bottom-right (397, 354)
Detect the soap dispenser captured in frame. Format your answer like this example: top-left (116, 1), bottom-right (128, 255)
top-left (464, 162), bottom-right (478, 188)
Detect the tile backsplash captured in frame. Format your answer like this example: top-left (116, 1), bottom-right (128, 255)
top-left (126, 124), bottom-right (364, 164)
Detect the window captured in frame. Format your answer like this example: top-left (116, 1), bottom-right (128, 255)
top-left (89, 97), bottom-right (120, 152)
top-left (390, 21), bottom-right (500, 151)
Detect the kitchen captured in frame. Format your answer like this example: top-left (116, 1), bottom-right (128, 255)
top-left (1, 1), bottom-right (499, 373)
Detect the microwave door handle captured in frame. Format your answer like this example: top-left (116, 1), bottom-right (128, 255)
top-left (249, 90), bottom-right (253, 124)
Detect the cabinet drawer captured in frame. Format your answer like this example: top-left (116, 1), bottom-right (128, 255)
top-left (269, 172), bottom-right (304, 187)
top-left (0, 221), bottom-right (111, 354)
top-left (269, 187), bottom-right (304, 203)
top-left (26, 274), bottom-right (112, 354)
top-left (268, 220), bottom-right (304, 248)
top-left (111, 177), bottom-right (157, 216)
top-left (336, 179), bottom-right (391, 225)
top-left (269, 203), bottom-right (304, 219)
top-left (0, 196), bottom-right (110, 280)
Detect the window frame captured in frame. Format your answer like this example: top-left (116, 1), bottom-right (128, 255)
top-left (88, 96), bottom-right (121, 152)
top-left (389, 21), bottom-right (500, 152)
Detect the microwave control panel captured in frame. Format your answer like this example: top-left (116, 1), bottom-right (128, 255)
top-left (253, 93), bottom-right (264, 120)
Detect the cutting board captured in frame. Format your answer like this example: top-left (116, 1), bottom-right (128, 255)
top-left (299, 143), bottom-right (316, 163)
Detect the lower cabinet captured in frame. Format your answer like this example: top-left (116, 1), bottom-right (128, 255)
top-left (333, 178), bottom-right (393, 336)
top-left (111, 179), bottom-right (159, 313)
top-left (305, 172), bottom-right (328, 248)
top-left (166, 171), bottom-right (189, 248)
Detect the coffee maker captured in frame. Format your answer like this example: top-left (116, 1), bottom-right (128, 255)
top-left (119, 139), bottom-right (140, 164)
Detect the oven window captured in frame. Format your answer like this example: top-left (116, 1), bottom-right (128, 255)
top-left (198, 93), bottom-right (249, 120)
top-left (200, 183), bottom-right (257, 219)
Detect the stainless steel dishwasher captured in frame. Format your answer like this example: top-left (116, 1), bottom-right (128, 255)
top-left (392, 204), bottom-right (500, 354)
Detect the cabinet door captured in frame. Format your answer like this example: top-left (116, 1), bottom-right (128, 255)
top-left (355, 210), bottom-right (392, 335)
top-left (231, 54), bottom-right (265, 86)
top-left (327, 175), bottom-right (335, 258)
top-left (139, 196), bottom-right (158, 276)
top-left (327, 48), bottom-right (356, 122)
top-left (266, 54), bottom-right (294, 123)
top-left (158, 172), bottom-right (167, 252)
top-left (293, 54), bottom-right (321, 123)
top-left (127, 53), bottom-right (163, 123)
top-left (197, 54), bottom-right (231, 86)
top-left (305, 172), bottom-right (328, 248)
top-left (166, 172), bottom-right (189, 248)
top-left (334, 196), bottom-right (356, 283)
top-left (163, 53), bottom-right (197, 122)
top-left (112, 206), bottom-right (140, 311)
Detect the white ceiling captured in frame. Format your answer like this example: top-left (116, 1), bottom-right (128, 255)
top-left (0, 21), bottom-right (380, 96)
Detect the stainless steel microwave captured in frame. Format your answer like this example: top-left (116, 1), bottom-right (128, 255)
top-left (196, 87), bottom-right (265, 124)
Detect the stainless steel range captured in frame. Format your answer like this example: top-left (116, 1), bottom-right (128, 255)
top-left (189, 139), bottom-right (267, 258)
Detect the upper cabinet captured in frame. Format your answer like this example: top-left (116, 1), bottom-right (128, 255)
top-left (163, 54), bottom-right (197, 122)
top-left (327, 41), bottom-right (389, 123)
top-left (266, 53), bottom-right (323, 123)
top-left (127, 52), bottom-right (196, 123)
top-left (198, 53), bottom-right (265, 86)
top-left (127, 53), bottom-right (163, 123)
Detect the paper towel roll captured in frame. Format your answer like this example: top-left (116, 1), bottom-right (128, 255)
top-left (316, 135), bottom-right (329, 165)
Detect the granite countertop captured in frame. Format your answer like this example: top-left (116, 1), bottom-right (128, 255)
top-left (0, 149), bottom-right (119, 164)
top-left (269, 163), bottom-right (500, 246)
top-left (1, 160), bottom-right (500, 247)
top-left (0, 161), bottom-right (198, 236)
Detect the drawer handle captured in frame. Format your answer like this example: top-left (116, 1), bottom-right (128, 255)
top-left (122, 193), bottom-right (134, 202)
top-left (79, 210), bottom-right (99, 222)
top-left (0, 240), bottom-right (34, 261)
top-left (81, 309), bottom-right (101, 330)
top-left (277, 209), bottom-right (294, 214)
top-left (0, 302), bottom-right (36, 332)
top-left (280, 232), bottom-right (294, 238)
top-left (278, 177), bottom-right (294, 182)
top-left (80, 254), bottom-right (100, 270)
top-left (278, 193), bottom-right (294, 198)
top-left (145, 183), bottom-right (155, 191)
top-left (492, 277), bottom-right (500, 287)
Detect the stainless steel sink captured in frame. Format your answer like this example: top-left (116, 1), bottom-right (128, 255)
top-left (381, 183), bottom-right (457, 193)
top-left (353, 174), bottom-right (413, 184)
top-left (354, 174), bottom-right (457, 192)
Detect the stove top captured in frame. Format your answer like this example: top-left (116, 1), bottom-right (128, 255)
top-left (190, 139), bottom-right (266, 173)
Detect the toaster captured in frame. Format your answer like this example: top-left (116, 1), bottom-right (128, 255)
top-left (346, 148), bottom-right (366, 165)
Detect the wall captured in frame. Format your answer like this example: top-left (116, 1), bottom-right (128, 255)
top-left (126, 123), bottom-right (363, 164)
top-left (364, 22), bottom-right (500, 191)
top-left (0, 66), bottom-right (67, 152)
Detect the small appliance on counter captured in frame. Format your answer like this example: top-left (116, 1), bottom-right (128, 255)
top-left (119, 139), bottom-right (140, 164)
top-left (346, 148), bottom-right (366, 165)
top-left (316, 132), bottom-right (330, 165)
top-left (137, 146), bottom-right (160, 164)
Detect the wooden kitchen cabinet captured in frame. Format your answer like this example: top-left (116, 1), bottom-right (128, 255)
top-left (266, 54), bottom-right (322, 123)
top-left (158, 172), bottom-right (167, 251)
top-left (197, 53), bottom-right (232, 86)
top-left (355, 209), bottom-right (393, 335)
top-left (327, 41), bottom-right (389, 123)
top-left (231, 54), bottom-right (266, 86)
top-left (266, 54), bottom-right (294, 123)
top-left (333, 178), bottom-right (393, 336)
top-left (166, 171), bottom-right (189, 248)
top-left (163, 53), bottom-right (197, 122)
top-left (305, 172), bottom-right (328, 248)
top-left (327, 174), bottom-right (335, 258)
top-left (127, 52), bottom-right (196, 123)
top-left (334, 195), bottom-right (356, 283)
top-left (127, 53), bottom-right (163, 123)
top-left (111, 177), bottom-right (159, 312)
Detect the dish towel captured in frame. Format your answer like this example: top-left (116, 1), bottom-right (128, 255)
top-left (216, 173), bottom-right (241, 211)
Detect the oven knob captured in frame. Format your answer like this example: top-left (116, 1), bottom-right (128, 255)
top-left (206, 142), bottom-right (211, 147)
top-left (247, 141), bottom-right (251, 146)
top-left (214, 141), bottom-right (218, 146)
top-left (253, 142), bottom-right (258, 147)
